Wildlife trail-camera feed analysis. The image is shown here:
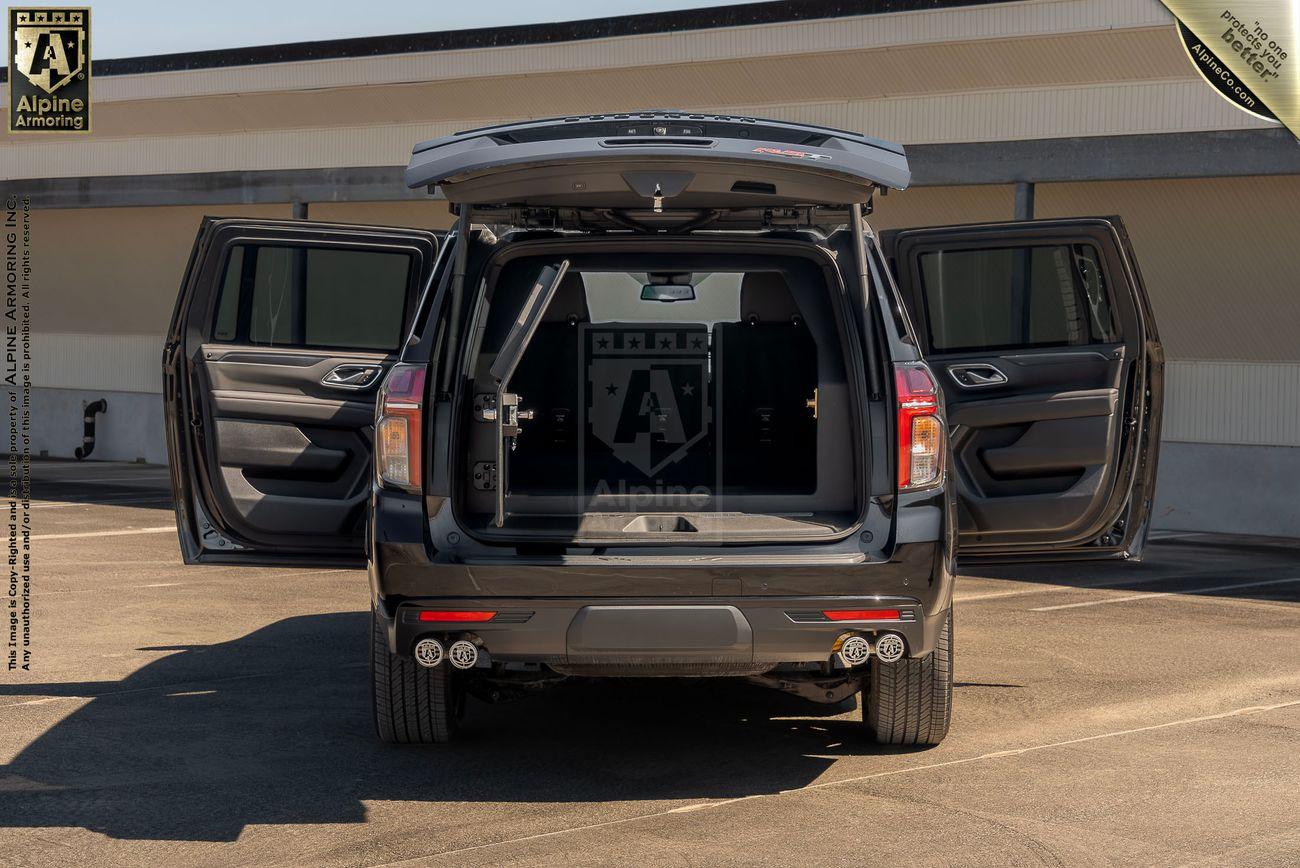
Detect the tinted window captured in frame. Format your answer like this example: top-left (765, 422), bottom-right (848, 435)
top-left (918, 244), bottom-right (1117, 352)
top-left (212, 246), bottom-right (243, 341)
top-left (212, 244), bottom-right (412, 351)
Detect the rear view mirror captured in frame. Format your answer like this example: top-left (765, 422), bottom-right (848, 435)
top-left (640, 283), bottom-right (696, 302)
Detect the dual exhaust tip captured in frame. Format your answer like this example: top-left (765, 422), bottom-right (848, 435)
top-left (413, 637), bottom-right (480, 669)
top-left (837, 631), bottom-right (907, 667)
top-left (416, 631), bottom-right (907, 670)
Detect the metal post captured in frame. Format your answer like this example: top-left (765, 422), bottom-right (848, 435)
top-left (291, 199), bottom-right (308, 220)
top-left (1013, 181), bottom-right (1035, 221)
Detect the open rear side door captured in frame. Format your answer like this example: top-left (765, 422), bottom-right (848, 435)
top-left (163, 218), bottom-right (441, 565)
top-left (883, 218), bottom-right (1163, 561)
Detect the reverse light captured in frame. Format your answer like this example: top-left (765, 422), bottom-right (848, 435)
top-left (376, 363), bottom-right (426, 491)
top-left (895, 362), bottom-right (944, 491)
top-left (417, 610), bottom-right (496, 622)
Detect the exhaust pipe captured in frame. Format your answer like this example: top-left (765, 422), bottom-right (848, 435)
top-left (447, 638), bottom-right (480, 670)
top-left (413, 637), bottom-right (445, 668)
top-left (874, 632), bottom-right (907, 663)
top-left (837, 634), bottom-right (871, 667)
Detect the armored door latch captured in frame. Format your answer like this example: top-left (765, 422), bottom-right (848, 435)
top-left (805, 387), bottom-right (819, 420)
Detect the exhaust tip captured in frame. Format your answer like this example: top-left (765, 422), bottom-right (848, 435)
top-left (874, 632), bottom-right (906, 663)
top-left (413, 637), bottom-right (444, 668)
top-left (838, 634), bottom-right (871, 667)
top-left (448, 639), bottom-right (480, 670)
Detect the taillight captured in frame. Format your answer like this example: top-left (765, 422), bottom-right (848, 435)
top-left (895, 362), bottom-right (944, 491)
top-left (375, 363), bottom-right (426, 491)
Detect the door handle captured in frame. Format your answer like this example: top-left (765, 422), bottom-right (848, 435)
top-left (948, 364), bottom-right (1008, 389)
top-left (321, 364), bottom-right (384, 391)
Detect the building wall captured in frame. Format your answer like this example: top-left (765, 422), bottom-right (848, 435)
top-left (8, 0), bottom-right (1296, 536)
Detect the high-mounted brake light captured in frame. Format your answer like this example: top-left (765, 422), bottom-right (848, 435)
top-left (375, 363), bottom-right (426, 491)
top-left (895, 362), bottom-right (944, 491)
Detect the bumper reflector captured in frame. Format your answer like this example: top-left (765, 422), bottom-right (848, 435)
top-left (418, 610), bottom-right (497, 622)
top-left (822, 609), bottom-right (901, 621)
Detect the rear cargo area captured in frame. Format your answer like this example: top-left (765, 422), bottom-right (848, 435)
top-left (455, 242), bottom-right (864, 543)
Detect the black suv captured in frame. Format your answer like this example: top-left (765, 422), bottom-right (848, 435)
top-left (164, 112), bottom-right (1163, 746)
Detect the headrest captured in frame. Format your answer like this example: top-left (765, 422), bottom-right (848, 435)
top-left (542, 272), bottom-right (589, 323)
top-left (740, 272), bottom-right (801, 324)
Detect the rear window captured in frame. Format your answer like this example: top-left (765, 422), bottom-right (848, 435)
top-left (211, 244), bottom-right (414, 351)
top-left (917, 243), bottom-right (1117, 353)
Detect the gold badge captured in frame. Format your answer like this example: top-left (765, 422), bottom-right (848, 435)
top-left (1162, 1), bottom-right (1295, 137)
top-left (7, 7), bottom-right (91, 133)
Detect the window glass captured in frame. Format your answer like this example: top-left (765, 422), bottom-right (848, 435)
top-left (917, 244), bottom-right (1117, 352)
top-left (248, 247), bottom-right (296, 345)
top-left (213, 246), bottom-right (243, 341)
top-left (304, 248), bottom-right (410, 350)
top-left (581, 271), bottom-right (742, 325)
top-left (211, 244), bottom-right (412, 351)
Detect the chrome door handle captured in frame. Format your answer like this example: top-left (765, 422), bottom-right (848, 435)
top-left (948, 364), bottom-right (1007, 388)
top-left (321, 364), bottom-right (384, 391)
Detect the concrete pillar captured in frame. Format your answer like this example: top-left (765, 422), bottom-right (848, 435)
top-left (1013, 181), bottom-right (1035, 221)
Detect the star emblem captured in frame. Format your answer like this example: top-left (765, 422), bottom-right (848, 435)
top-left (596, 337), bottom-right (609, 349)
top-left (628, 337), bottom-right (640, 349)
top-left (681, 383), bottom-right (695, 396)
top-left (659, 337), bottom-right (672, 349)
top-left (605, 383), bottom-right (619, 396)
top-left (691, 337), bottom-right (704, 349)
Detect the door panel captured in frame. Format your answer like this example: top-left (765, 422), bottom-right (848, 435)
top-left (164, 219), bottom-right (441, 565)
top-left (883, 218), bottom-right (1163, 560)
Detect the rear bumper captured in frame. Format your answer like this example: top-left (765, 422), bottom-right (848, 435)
top-left (381, 595), bottom-right (948, 672)
top-left (369, 490), bottom-right (957, 673)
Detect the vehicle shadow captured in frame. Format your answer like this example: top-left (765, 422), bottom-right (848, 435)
top-left (0, 612), bottom-right (888, 842)
top-left (960, 536), bottom-right (1300, 603)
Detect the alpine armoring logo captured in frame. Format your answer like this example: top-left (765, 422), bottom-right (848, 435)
top-left (582, 324), bottom-right (712, 487)
top-left (8, 7), bottom-right (92, 133)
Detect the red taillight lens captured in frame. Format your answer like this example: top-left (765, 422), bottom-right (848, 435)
top-left (418, 610), bottom-right (496, 622)
top-left (822, 609), bottom-right (901, 621)
top-left (895, 362), bottom-right (944, 491)
top-left (376, 363), bottom-right (426, 491)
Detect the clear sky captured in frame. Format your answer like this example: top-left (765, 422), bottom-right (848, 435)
top-left (83, 0), bottom-right (766, 59)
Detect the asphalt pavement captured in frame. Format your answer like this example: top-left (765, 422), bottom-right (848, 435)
top-left (2, 460), bottom-right (1298, 866)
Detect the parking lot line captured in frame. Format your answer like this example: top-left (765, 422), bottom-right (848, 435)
top-left (32, 526), bottom-right (176, 541)
top-left (1029, 577), bottom-right (1300, 611)
top-left (955, 570), bottom-right (1257, 603)
top-left (389, 698), bottom-right (1300, 865)
top-left (32, 496), bottom-right (173, 509)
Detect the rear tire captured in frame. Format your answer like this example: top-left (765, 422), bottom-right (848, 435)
top-left (863, 608), bottom-right (953, 746)
top-left (371, 608), bottom-right (463, 744)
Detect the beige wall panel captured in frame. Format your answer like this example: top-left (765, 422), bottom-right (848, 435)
top-left (867, 184), bottom-right (1015, 230)
top-left (33, 204), bottom-right (290, 335)
top-left (2, 27), bottom-right (1190, 142)
top-left (1036, 176), bottom-right (1300, 363)
top-left (307, 200), bottom-right (455, 231)
top-left (7, 79), bottom-right (1270, 180)
top-left (1163, 361), bottom-right (1300, 446)
top-left (2, 0), bottom-right (1172, 107)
